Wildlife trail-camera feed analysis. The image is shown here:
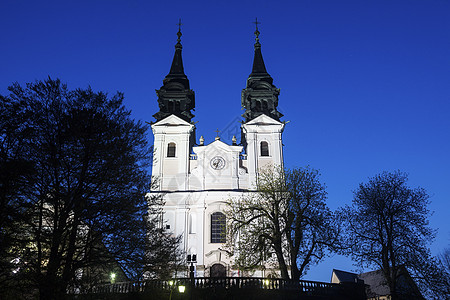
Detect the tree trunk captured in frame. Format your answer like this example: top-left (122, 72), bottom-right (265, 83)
top-left (290, 251), bottom-right (302, 281)
top-left (276, 251), bottom-right (290, 280)
top-left (273, 235), bottom-right (290, 279)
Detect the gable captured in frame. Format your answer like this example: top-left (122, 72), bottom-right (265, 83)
top-left (152, 114), bottom-right (193, 127)
top-left (331, 269), bottom-right (359, 284)
top-left (244, 113), bottom-right (283, 126)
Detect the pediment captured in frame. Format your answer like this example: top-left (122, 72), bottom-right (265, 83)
top-left (152, 114), bottom-right (193, 127)
top-left (244, 114), bottom-right (282, 126)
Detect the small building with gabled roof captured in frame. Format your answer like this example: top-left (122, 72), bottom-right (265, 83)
top-left (331, 267), bottom-right (424, 300)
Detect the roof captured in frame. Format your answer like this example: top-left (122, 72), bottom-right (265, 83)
top-left (358, 269), bottom-right (390, 297)
top-left (331, 269), bottom-right (359, 283)
top-left (331, 267), bottom-right (425, 299)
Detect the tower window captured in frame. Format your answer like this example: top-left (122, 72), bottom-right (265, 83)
top-left (211, 212), bottom-right (226, 243)
top-left (168, 101), bottom-right (174, 112)
top-left (167, 142), bottom-right (176, 157)
top-left (262, 101), bottom-right (268, 111)
top-left (260, 141), bottom-right (269, 157)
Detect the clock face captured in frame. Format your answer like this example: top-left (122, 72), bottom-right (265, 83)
top-left (210, 156), bottom-right (225, 170)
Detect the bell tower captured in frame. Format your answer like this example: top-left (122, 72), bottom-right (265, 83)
top-left (151, 23), bottom-right (195, 191)
top-left (241, 20), bottom-right (283, 123)
top-left (153, 22), bottom-right (195, 123)
top-left (241, 20), bottom-right (285, 184)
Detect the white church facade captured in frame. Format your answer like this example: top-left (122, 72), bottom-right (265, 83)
top-left (150, 26), bottom-right (286, 277)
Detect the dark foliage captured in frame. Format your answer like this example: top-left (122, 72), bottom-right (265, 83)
top-left (438, 249), bottom-right (450, 297)
top-left (339, 171), bottom-right (445, 299)
top-left (0, 78), bottom-right (181, 299)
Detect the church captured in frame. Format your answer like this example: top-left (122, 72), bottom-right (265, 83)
top-left (150, 24), bottom-right (286, 277)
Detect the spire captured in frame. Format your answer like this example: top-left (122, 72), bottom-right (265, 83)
top-left (167, 19), bottom-right (186, 78)
top-left (153, 19), bottom-right (195, 123)
top-left (164, 19), bottom-right (188, 86)
top-left (250, 18), bottom-right (270, 78)
top-left (241, 19), bottom-right (283, 123)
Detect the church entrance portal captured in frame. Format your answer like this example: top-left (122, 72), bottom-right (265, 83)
top-left (210, 264), bottom-right (226, 277)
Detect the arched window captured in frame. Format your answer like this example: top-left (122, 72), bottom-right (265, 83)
top-left (260, 141), bottom-right (269, 157)
top-left (211, 212), bottom-right (226, 243)
top-left (167, 142), bottom-right (176, 157)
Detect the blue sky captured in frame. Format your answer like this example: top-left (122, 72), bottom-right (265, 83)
top-left (1, 0), bottom-right (449, 281)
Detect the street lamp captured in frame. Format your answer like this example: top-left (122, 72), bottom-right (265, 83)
top-left (169, 281), bottom-right (186, 300)
top-left (110, 272), bottom-right (116, 284)
top-left (187, 254), bottom-right (197, 300)
top-left (186, 254), bottom-right (197, 279)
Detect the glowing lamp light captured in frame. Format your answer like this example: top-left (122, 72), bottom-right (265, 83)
top-left (110, 272), bottom-right (116, 283)
top-left (178, 285), bottom-right (186, 293)
top-left (169, 280), bottom-right (174, 286)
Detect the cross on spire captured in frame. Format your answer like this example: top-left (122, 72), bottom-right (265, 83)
top-left (176, 18), bottom-right (183, 43)
top-left (253, 17), bottom-right (261, 42)
top-left (177, 18), bottom-right (183, 32)
top-left (253, 17), bottom-right (260, 31)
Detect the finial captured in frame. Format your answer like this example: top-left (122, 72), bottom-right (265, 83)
top-left (232, 135), bottom-right (237, 145)
top-left (176, 19), bottom-right (183, 45)
top-left (199, 136), bottom-right (204, 146)
top-left (214, 128), bottom-right (220, 141)
top-left (253, 17), bottom-right (261, 45)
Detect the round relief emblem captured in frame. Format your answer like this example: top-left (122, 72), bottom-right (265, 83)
top-left (210, 156), bottom-right (225, 170)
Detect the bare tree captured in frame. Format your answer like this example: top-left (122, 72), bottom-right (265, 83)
top-left (411, 251), bottom-right (450, 299)
top-left (339, 170), bottom-right (442, 299)
top-left (226, 165), bottom-right (338, 281)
